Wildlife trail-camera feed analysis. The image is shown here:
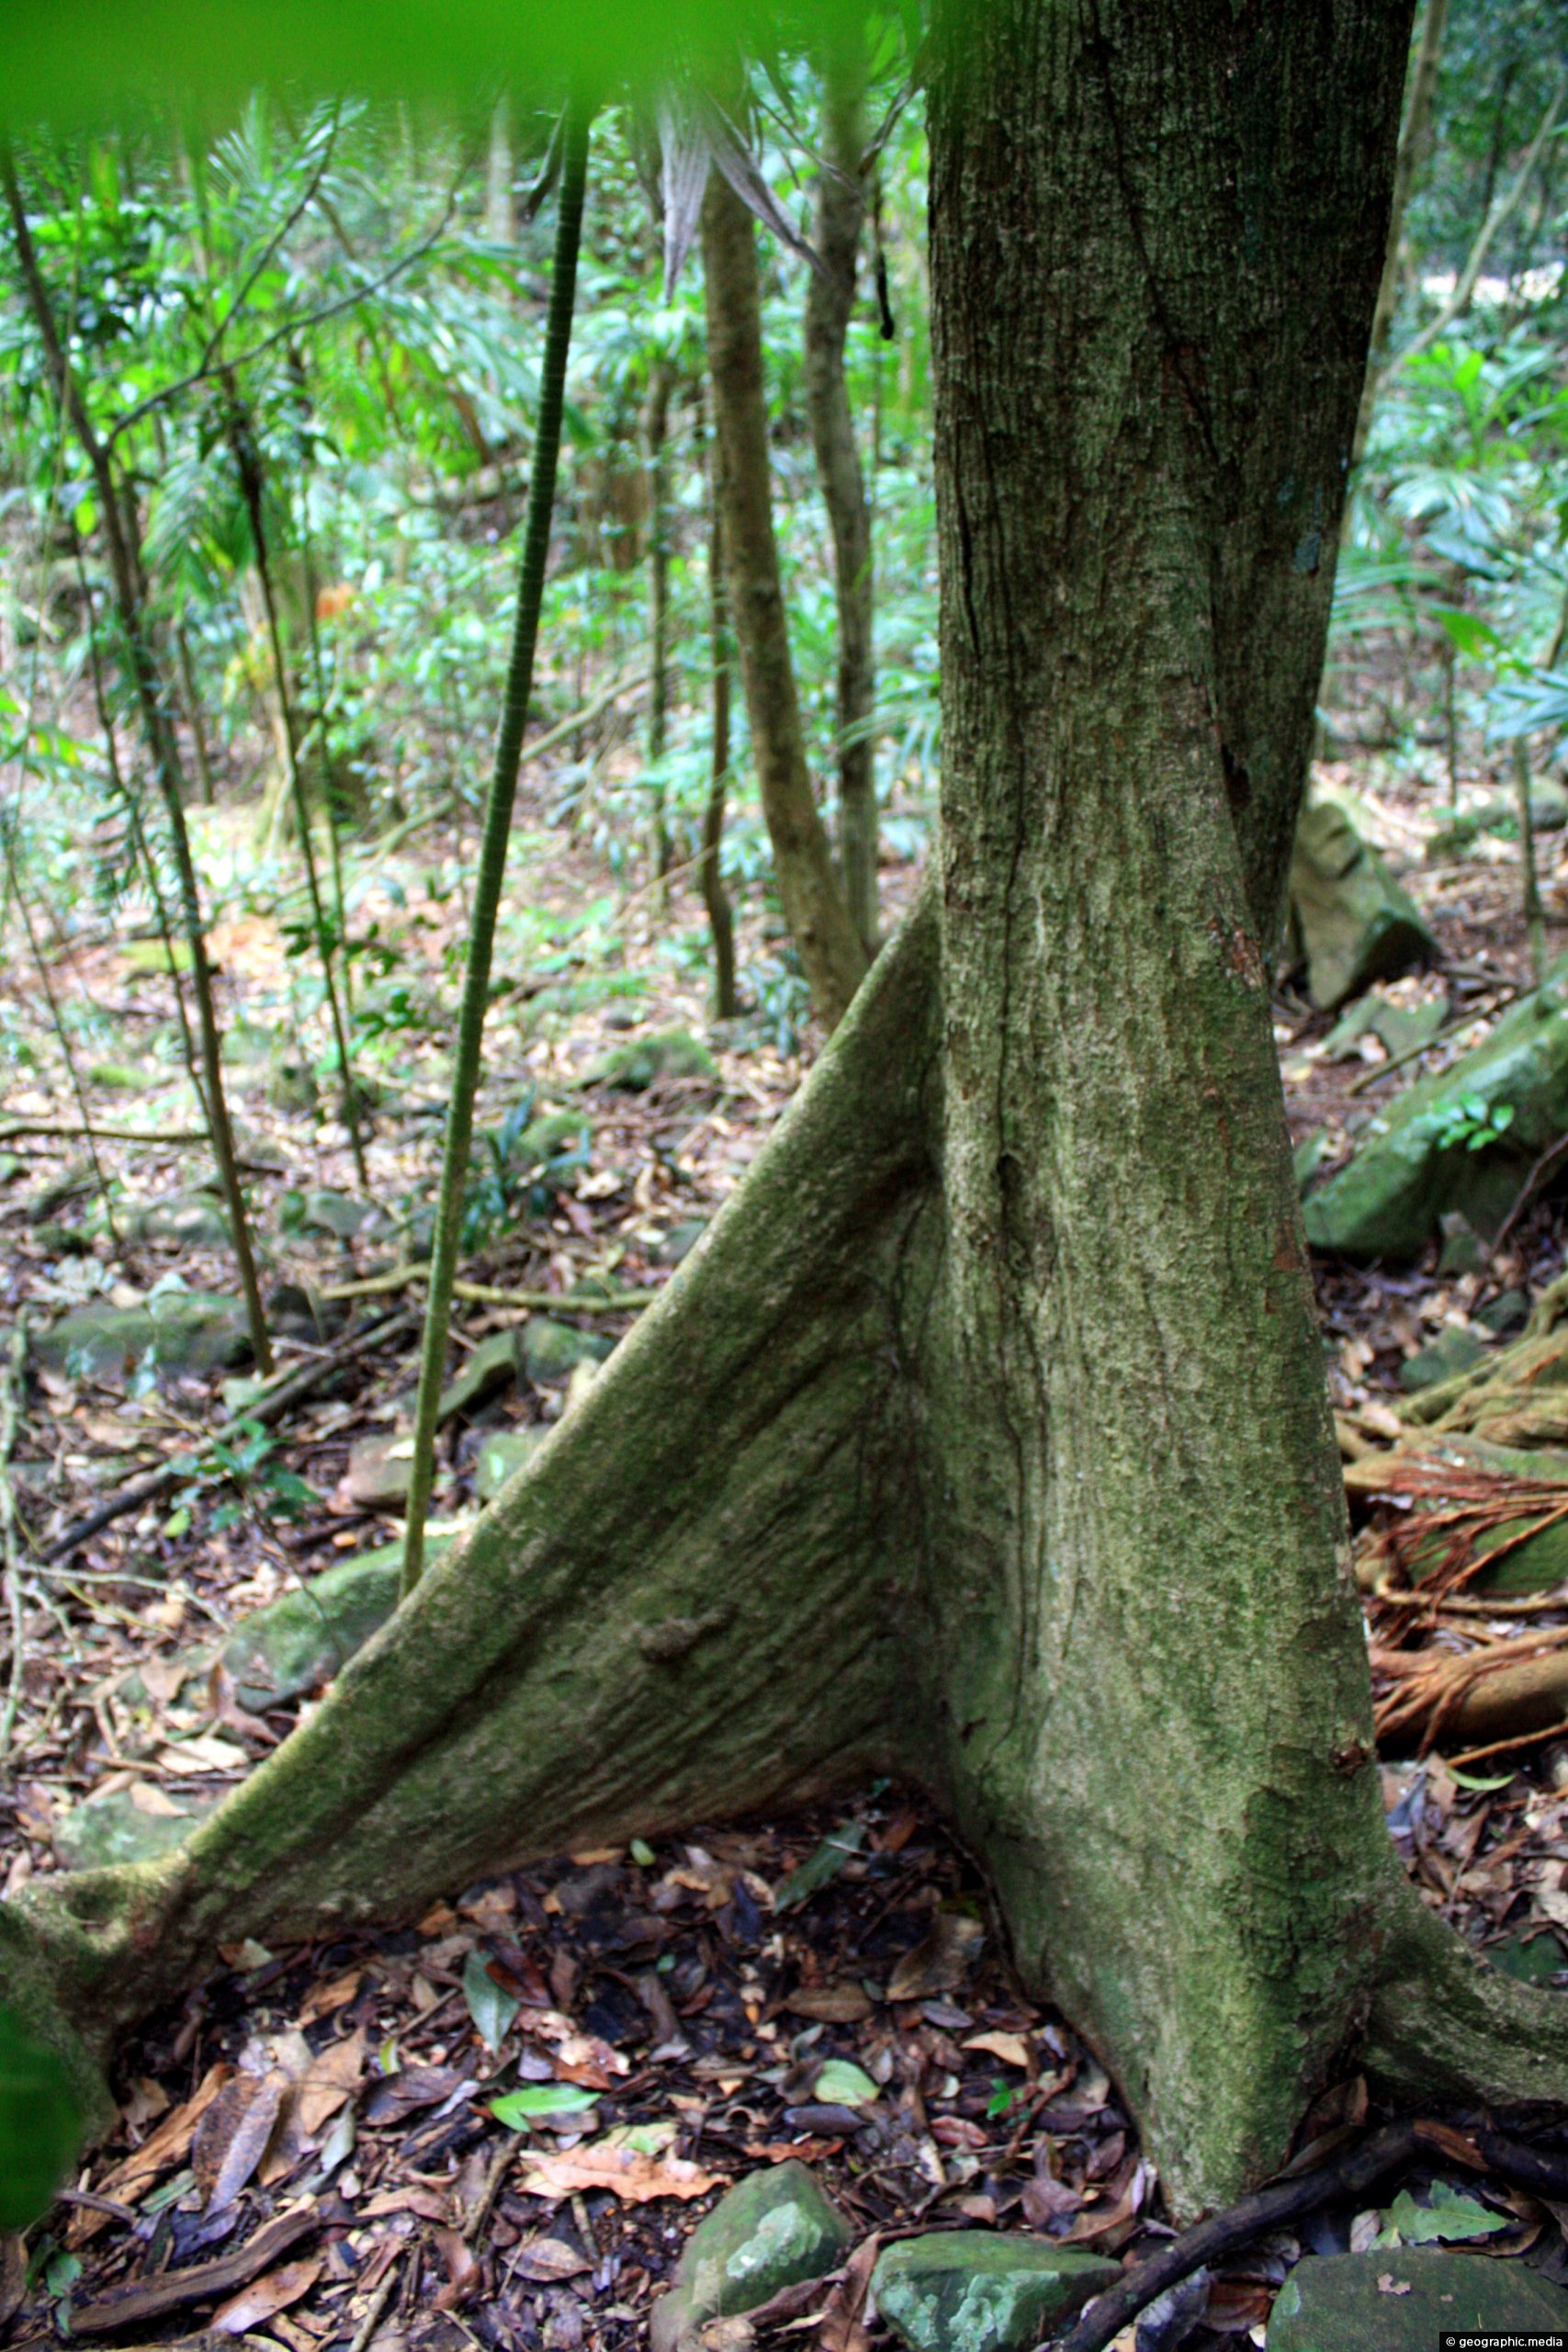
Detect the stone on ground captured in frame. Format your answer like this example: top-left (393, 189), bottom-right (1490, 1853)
top-left (302, 1189), bottom-right (378, 1239)
top-left (870, 2232), bottom-right (1118, 2352)
top-left (651, 2162), bottom-right (850, 2352)
top-left (221, 1546), bottom-right (412, 1710)
top-left (1398, 1323), bottom-right (1490, 1393)
top-left (586, 1029), bottom-right (716, 1092)
top-left (474, 1427), bottom-right (546, 1502)
top-left (126, 1190), bottom-right (231, 1248)
top-left (1266, 2249), bottom-right (1568, 2349)
top-left (55, 1787), bottom-right (219, 1871)
top-left (1302, 962), bottom-right (1568, 1259)
top-left (1289, 800), bottom-right (1436, 1012)
top-left (339, 1433), bottom-right (416, 1510)
top-left (33, 1292), bottom-right (252, 1385)
top-left (438, 1329), bottom-right (522, 1421)
top-left (521, 1317), bottom-right (613, 1384)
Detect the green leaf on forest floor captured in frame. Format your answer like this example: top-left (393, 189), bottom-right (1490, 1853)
top-left (490, 2085), bottom-right (602, 2131)
top-left (0, 2006), bottom-right (83, 2231)
top-left (812, 2058), bottom-right (879, 2108)
top-left (463, 1948), bottom-right (520, 2054)
top-left (774, 1818), bottom-right (865, 1911)
top-left (1377, 2182), bottom-right (1509, 2245)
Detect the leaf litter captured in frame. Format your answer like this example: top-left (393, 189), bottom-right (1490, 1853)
top-left (5, 751), bottom-right (1568, 2346)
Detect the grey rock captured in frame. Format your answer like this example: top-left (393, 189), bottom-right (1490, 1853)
top-left (1399, 1324), bottom-right (1490, 1393)
top-left (652, 2163), bottom-right (850, 2352)
top-left (1289, 802), bottom-right (1436, 1012)
top-left (55, 1787), bottom-right (219, 1872)
top-left (871, 2233), bottom-right (1119, 2352)
top-left (221, 1546), bottom-right (412, 1709)
top-left (439, 1330), bottom-right (521, 1422)
top-left (474, 1427), bottom-right (546, 1502)
top-left (127, 1189), bottom-right (231, 1249)
top-left (303, 1189), bottom-right (378, 1240)
top-left (521, 1317), bottom-right (613, 1385)
top-left (1303, 962), bottom-right (1568, 1260)
top-left (34, 1293), bottom-right (252, 1386)
top-left (585, 1030), bottom-right (716, 1092)
top-left (1266, 2249), bottom-right (1568, 2350)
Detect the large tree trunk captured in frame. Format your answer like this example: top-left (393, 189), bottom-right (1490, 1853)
top-left (702, 171), bottom-right (868, 1030)
top-left (9, 0), bottom-right (1568, 2219)
top-left (804, 31), bottom-right (879, 956)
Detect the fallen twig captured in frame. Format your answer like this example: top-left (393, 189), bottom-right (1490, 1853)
top-left (72, 2206), bottom-right (319, 2335)
top-left (320, 1263), bottom-right (651, 1313)
top-left (43, 1308), bottom-right (418, 1560)
top-left (1053, 2122), bottom-right (1427, 2352)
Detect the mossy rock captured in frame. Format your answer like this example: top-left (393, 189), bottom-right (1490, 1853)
top-left (474, 1426), bottom-right (546, 1502)
top-left (33, 1293), bottom-right (251, 1386)
top-left (1289, 801), bottom-right (1436, 1012)
top-left (126, 1190), bottom-right (231, 1249)
top-left (521, 1317), bottom-right (614, 1384)
top-left (1399, 1325), bottom-right (1490, 1393)
top-left (1266, 2250), bottom-right (1568, 2349)
top-left (221, 1547), bottom-right (412, 1710)
top-left (439, 1330), bottom-right (522, 1421)
top-left (519, 1111), bottom-right (592, 1160)
top-left (652, 2163), bottom-right (850, 2352)
top-left (585, 1030), bottom-right (716, 1092)
top-left (871, 2233), bottom-right (1118, 2352)
top-left (302, 1190), bottom-right (378, 1240)
top-left (1303, 963), bottom-right (1568, 1260)
top-left (55, 1788), bottom-right (219, 1872)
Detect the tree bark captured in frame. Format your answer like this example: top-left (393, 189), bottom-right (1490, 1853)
top-left (10, 0), bottom-right (1568, 2220)
top-left (804, 33), bottom-right (879, 956)
top-left (701, 398), bottom-right (739, 1018)
top-left (643, 357), bottom-right (675, 887)
top-left (701, 172), bottom-right (868, 1031)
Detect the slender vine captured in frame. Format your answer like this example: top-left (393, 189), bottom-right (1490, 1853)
top-left (400, 97), bottom-right (592, 1597)
top-left (226, 387), bottom-right (369, 1188)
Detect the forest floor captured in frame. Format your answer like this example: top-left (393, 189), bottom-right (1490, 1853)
top-left (4, 744), bottom-right (1568, 2352)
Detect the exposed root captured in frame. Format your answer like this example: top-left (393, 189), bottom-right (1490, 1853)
top-left (1367, 1883), bottom-right (1568, 2112)
top-left (0, 905), bottom-right (938, 2121)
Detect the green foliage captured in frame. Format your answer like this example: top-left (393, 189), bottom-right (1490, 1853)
top-left (0, 2006), bottom-right (83, 2231)
top-left (1422, 1092), bottom-right (1517, 1152)
top-left (1374, 2180), bottom-right (1510, 2246)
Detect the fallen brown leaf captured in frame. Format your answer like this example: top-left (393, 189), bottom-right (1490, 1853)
top-left (885, 1912), bottom-right (984, 2002)
top-left (516, 2132), bottom-right (725, 2204)
top-left (73, 2063), bottom-right (231, 2242)
top-left (195, 2071), bottom-right (287, 2211)
top-left (818, 2234), bottom-right (878, 2352)
top-left (510, 2238), bottom-right (593, 2285)
top-left (784, 1985), bottom-right (873, 2025)
top-left (296, 2027), bottom-right (366, 2136)
top-left (297, 1968), bottom-right (364, 2025)
top-left (211, 2257), bottom-right (323, 2335)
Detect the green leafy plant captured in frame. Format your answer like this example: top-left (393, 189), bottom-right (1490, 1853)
top-left (1373, 2180), bottom-right (1509, 2246)
top-left (1426, 1094), bottom-right (1517, 1153)
top-left (0, 2007), bottom-right (83, 2230)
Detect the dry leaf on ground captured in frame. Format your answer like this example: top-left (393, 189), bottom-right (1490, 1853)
top-left (212, 2257), bottom-right (324, 2335)
top-left (516, 2127), bottom-right (724, 2204)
